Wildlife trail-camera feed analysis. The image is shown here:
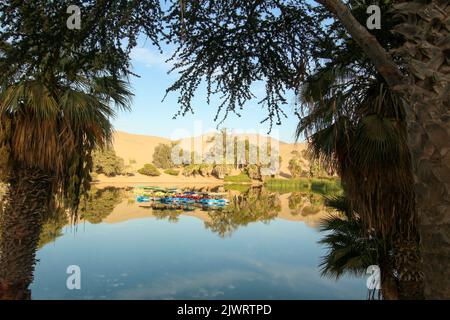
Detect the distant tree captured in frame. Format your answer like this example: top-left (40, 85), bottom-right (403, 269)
top-left (182, 164), bottom-right (199, 177)
top-left (288, 159), bottom-right (303, 178)
top-left (212, 164), bottom-right (232, 179)
top-left (245, 164), bottom-right (261, 181)
top-left (199, 163), bottom-right (213, 177)
top-left (138, 164), bottom-right (161, 176)
top-left (92, 148), bottom-right (125, 177)
top-left (152, 143), bottom-right (174, 169)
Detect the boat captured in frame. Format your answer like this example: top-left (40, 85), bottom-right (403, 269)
top-left (198, 198), bottom-right (228, 204)
top-left (134, 187), bottom-right (229, 210)
top-left (136, 196), bottom-right (151, 203)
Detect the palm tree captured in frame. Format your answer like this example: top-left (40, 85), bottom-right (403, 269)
top-left (311, 0), bottom-right (449, 298)
top-left (0, 52), bottom-right (132, 299)
top-left (296, 60), bottom-right (423, 298)
top-left (319, 196), bottom-right (398, 299)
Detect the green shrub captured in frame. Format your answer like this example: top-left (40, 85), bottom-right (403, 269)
top-left (288, 158), bottom-right (303, 178)
top-left (245, 164), bottom-right (261, 180)
top-left (92, 148), bottom-right (125, 177)
top-left (138, 163), bottom-right (161, 176)
top-left (164, 168), bottom-right (179, 176)
top-left (224, 173), bottom-right (252, 183)
top-left (198, 163), bottom-right (213, 177)
top-left (183, 164), bottom-right (200, 177)
top-left (212, 164), bottom-right (232, 179)
top-left (152, 143), bottom-right (174, 169)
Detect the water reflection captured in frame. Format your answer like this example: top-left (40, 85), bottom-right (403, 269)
top-left (79, 187), bottom-right (128, 224)
top-left (1, 184), bottom-right (363, 299)
top-left (288, 192), bottom-right (329, 217)
top-left (205, 188), bottom-right (281, 237)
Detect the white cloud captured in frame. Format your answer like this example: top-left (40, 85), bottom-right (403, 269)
top-left (130, 47), bottom-right (173, 69)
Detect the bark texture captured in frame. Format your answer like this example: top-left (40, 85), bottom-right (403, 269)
top-left (392, 0), bottom-right (450, 299)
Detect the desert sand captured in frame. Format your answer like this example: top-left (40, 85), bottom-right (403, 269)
top-left (96, 130), bottom-right (307, 186)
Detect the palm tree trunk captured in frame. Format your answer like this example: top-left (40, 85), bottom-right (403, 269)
top-left (393, 237), bottom-right (424, 299)
top-left (317, 0), bottom-right (449, 299)
top-left (380, 259), bottom-right (399, 300)
top-left (392, 0), bottom-right (450, 299)
top-left (405, 101), bottom-right (450, 299)
top-left (0, 166), bottom-right (53, 300)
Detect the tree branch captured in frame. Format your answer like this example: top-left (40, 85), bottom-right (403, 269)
top-left (315, 0), bottom-right (405, 88)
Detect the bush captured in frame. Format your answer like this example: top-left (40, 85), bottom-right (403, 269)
top-left (164, 169), bottom-right (179, 176)
top-left (288, 158), bottom-right (302, 178)
top-left (224, 174), bottom-right (252, 183)
top-left (199, 163), bottom-right (213, 177)
top-left (212, 164), bottom-right (232, 179)
top-left (92, 148), bottom-right (125, 177)
top-left (245, 164), bottom-right (261, 180)
top-left (152, 143), bottom-right (174, 169)
top-left (183, 164), bottom-right (199, 177)
top-left (138, 163), bottom-right (161, 176)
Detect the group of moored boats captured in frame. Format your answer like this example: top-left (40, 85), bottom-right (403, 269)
top-left (134, 186), bottom-right (229, 211)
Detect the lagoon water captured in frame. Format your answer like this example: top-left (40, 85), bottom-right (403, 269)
top-left (30, 187), bottom-right (366, 299)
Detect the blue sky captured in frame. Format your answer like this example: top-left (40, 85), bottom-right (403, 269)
top-left (112, 41), bottom-right (302, 143)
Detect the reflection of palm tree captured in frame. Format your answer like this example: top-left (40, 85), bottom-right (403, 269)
top-left (204, 188), bottom-right (281, 238)
top-left (319, 196), bottom-right (398, 300)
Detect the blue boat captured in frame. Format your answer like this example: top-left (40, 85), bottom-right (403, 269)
top-left (198, 198), bottom-right (228, 204)
top-left (136, 196), bottom-right (150, 203)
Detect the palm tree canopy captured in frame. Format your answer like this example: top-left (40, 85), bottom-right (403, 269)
top-left (0, 51), bottom-right (133, 213)
top-left (294, 1), bottom-right (417, 240)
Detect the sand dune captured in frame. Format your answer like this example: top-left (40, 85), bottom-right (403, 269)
top-left (110, 130), bottom-right (307, 180)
